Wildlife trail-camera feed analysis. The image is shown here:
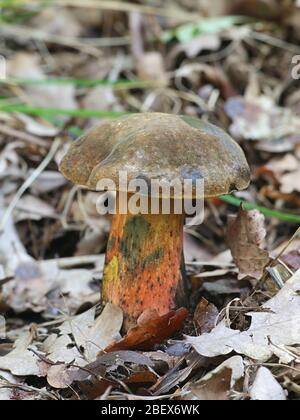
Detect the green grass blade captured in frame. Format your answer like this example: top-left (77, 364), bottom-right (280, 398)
top-left (220, 195), bottom-right (300, 224)
top-left (0, 78), bottom-right (158, 89)
top-left (162, 16), bottom-right (254, 43)
top-left (0, 103), bottom-right (130, 118)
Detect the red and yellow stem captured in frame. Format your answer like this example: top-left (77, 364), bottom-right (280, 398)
top-left (102, 198), bottom-right (187, 329)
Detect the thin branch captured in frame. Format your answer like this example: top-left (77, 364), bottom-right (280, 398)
top-left (46, 0), bottom-right (200, 22)
top-left (0, 124), bottom-right (50, 147)
top-left (0, 24), bottom-right (102, 57)
top-left (0, 137), bottom-right (61, 232)
top-left (250, 31), bottom-right (300, 54)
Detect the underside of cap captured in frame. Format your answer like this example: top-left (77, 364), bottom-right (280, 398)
top-left (59, 113), bottom-right (250, 198)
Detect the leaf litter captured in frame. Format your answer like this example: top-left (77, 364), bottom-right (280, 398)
top-left (0, 0), bottom-right (300, 400)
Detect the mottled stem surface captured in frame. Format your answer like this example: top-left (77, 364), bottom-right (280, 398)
top-left (102, 201), bottom-right (187, 329)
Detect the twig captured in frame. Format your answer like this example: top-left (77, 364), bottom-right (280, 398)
top-left (186, 261), bottom-right (235, 267)
top-left (129, 11), bottom-right (144, 59)
top-left (0, 137), bottom-right (61, 232)
top-left (0, 124), bottom-right (50, 147)
top-left (61, 185), bottom-right (85, 231)
top-left (0, 276), bottom-right (14, 286)
top-left (0, 378), bottom-right (58, 400)
top-left (0, 24), bottom-right (102, 57)
top-left (0, 77), bottom-right (163, 90)
top-left (255, 226), bottom-right (300, 291)
top-left (250, 31), bottom-right (300, 54)
top-left (45, 0), bottom-right (200, 22)
top-left (47, 254), bottom-right (104, 269)
top-left (247, 363), bottom-right (300, 375)
top-left (197, 40), bottom-right (238, 63)
top-left (274, 226), bottom-right (300, 263)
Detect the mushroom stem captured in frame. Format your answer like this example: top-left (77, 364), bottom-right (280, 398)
top-left (102, 196), bottom-right (187, 329)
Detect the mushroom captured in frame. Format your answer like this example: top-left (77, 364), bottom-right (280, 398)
top-left (60, 113), bottom-right (250, 329)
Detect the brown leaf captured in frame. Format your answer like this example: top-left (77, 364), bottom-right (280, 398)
top-left (177, 63), bottom-right (237, 99)
top-left (265, 154), bottom-right (299, 179)
top-left (104, 308), bottom-right (188, 352)
top-left (137, 309), bottom-right (159, 325)
top-left (259, 186), bottom-right (300, 207)
top-left (229, 0), bottom-right (291, 21)
top-left (225, 96), bottom-right (300, 142)
top-left (193, 298), bottom-right (219, 335)
top-left (187, 356), bottom-right (245, 401)
top-left (47, 364), bottom-right (79, 390)
top-left (190, 367), bottom-right (233, 401)
top-left (136, 52), bottom-right (168, 85)
top-left (281, 170), bottom-right (300, 194)
top-left (47, 350), bottom-right (154, 390)
top-left (168, 34), bottom-right (221, 62)
top-left (226, 206), bottom-right (270, 280)
top-left (124, 371), bottom-right (158, 385)
top-left (78, 377), bottom-right (117, 400)
top-left (281, 251), bottom-right (300, 271)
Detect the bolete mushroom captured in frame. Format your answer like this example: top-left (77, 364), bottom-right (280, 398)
top-left (60, 113), bottom-right (250, 329)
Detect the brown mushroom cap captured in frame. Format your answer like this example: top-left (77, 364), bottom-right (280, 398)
top-left (59, 113), bottom-right (250, 198)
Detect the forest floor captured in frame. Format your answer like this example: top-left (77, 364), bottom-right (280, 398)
top-left (0, 0), bottom-right (300, 400)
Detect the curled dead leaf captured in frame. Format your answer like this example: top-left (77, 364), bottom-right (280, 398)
top-left (226, 206), bottom-right (270, 280)
top-left (193, 298), bottom-right (219, 335)
top-left (104, 308), bottom-right (189, 352)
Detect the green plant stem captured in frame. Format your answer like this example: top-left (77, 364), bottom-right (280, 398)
top-left (0, 78), bottom-right (157, 89)
top-left (220, 195), bottom-right (300, 224)
top-left (0, 103), bottom-right (130, 118)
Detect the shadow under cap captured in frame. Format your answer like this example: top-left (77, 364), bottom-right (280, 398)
top-left (59, 113), bottom-right (251, 199)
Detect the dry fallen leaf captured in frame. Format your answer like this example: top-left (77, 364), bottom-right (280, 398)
top-left (229, 0), bottom-right (291, 20)
top-left (2, 258), bottom-right (99, 314)
top-left (30, 8), bottom-right (83, 38)
top-left (185, 356), bottom-right (244, 401)
top-left (7, 53), bottom-right (78, 120)
top-left (226, 206), bottom-right (270, 280)
top-left (43, 334), bottom-right (85, 366)
top-left (281, 170), bottom-right (300, 194)
top-left (186, 269), bottom-right (300, 364)
top-left (16, 114), bottom-right (60, 137)
top-left (0, 332), bottom-right (47, 377)
top-left (225, 96), bottom-right (300, 142)
top-left (0, 370), bottom-right (38, 400)
top-left (46, 364), bottom-right (80, 390)
top-left (281, 251), bottom-right (300, 271)
top-left (105, 308), bottom-right (189, 352)
top-left (14, 194), bottom-right (58, 222)
top-left (30, 171), bottom-right (67, 194)
top-left (82, 86), bottom-right (123, 113)
top-left (193, 368), bottom-right (233, 400)
top-left (0, 213), bottom-right (33, 278)
top-left (125, 371), bottom-right (158, 386)
top-left (193, 298), bottom-right (219, 335)
top-left (43, 304), bottom-right (123, 389)
top-left (172, 34), bottom-right (221, 60)
top-left (176, 63), bottom-right (236, 99)
top-left (48, 350), bottom-right (154, 390)
top-left (136, 52), bottom-right (168, 85)
top-left (265, 154), bottom-right (299, 179)
top-left (250, 367), bottom-right (286, 401)
top-left (60, 304), bottom-right (123, 362)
